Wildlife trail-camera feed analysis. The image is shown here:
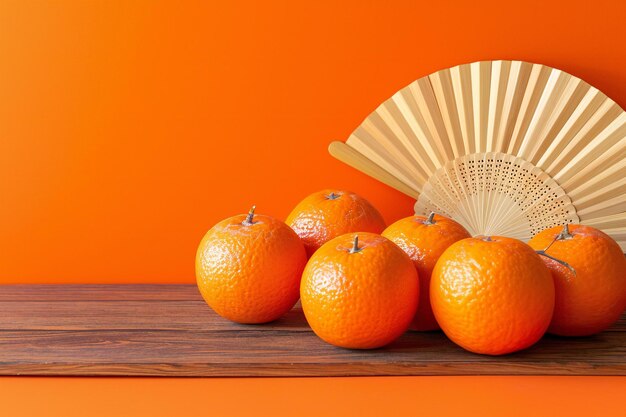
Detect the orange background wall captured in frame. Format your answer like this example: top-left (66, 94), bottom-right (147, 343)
top-left (1, 0), bottom-right (625, 284)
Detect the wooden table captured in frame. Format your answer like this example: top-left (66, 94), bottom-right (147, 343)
top-left (1, 284), bottom-right (624, 376)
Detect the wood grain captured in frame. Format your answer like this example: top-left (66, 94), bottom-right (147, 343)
top-left (0, 284), bottom-right (624, 376)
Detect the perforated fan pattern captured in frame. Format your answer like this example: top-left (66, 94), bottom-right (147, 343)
top-left (415, 153), bottom-right (579, 240)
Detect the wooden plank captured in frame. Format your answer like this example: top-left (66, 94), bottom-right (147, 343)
top-left (0, 301), bottom-right (308, 331)
top-left (0, 285), bottom-right (624, 376)
top-left (0, 300), bottom-right (622, 332)
top-left (2, 329), bottom-right (625, 376)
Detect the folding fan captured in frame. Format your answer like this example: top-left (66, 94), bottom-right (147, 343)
top-left (329, 60), bottom-right (626, 249)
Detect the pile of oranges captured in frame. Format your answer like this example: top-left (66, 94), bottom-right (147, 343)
top-left (196, 190), bottom-right (626, 355)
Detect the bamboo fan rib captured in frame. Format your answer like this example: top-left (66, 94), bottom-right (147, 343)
top-left (328, 60), bottom-right (626, 250)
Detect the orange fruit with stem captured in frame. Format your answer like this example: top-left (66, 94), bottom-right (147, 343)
top-left (431, 236), bottom-right (554, 355)
top-left (196, 206), bottom-right (307, 324)
top-left (286, 189), bottom-right (386, 257)
top-left (300, 232), bottom-right (419, 349)
top-left (382, 212), bottom-right (471, 331)
top-left (529, 224), bottom-right (626, 336)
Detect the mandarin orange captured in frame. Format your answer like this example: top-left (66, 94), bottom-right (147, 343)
top-left (300, 232), bottom-right (418, 349)
top-left (196, 207), bottom-right (307, 324)
top-left (529, 224), bottom-right (626, 336)
top-left (431, 236), bottom-right (554, 355)
top-left (286, 189), bottom-right (386, 257)
top-left (382, 212), bottom-right (471, 331)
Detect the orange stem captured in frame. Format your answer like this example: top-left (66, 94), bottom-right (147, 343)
top-left (349, 235), bottom-right (362, 253)
top-left (242, 205), bottom-right (256, 226)
top-left (423, 212), bottom-right (436, 225)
